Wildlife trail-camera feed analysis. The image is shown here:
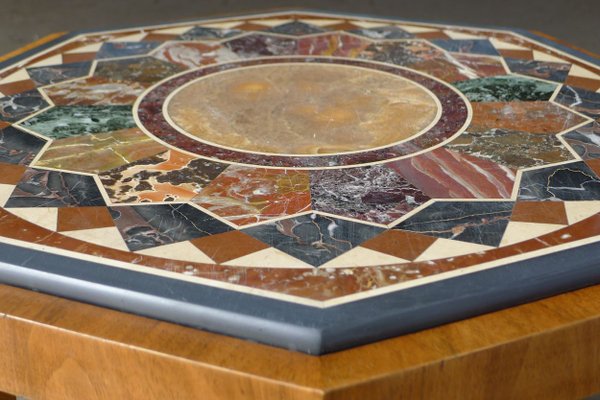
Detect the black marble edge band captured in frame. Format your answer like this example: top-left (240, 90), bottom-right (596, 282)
top-left (1, 239), bottom-right (600, 354)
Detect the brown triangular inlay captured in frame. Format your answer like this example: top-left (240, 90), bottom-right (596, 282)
top-left (510, 201), bottom-right (568, 225)
top-left (361, 229), bottom-right (437, 261)
top-left (57, 206), bottom-right (116, 232)
top-left (191, 230), bottom-right (270, 264)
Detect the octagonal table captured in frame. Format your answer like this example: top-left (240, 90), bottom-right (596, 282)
top-left (0, 10), bottom-right (599, 399)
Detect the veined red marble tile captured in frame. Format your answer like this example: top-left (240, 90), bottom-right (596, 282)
top-left (388, 147), bottom-right (516, 199)
top-left (193, 166), bottom-right (311, 226)
top-left (470, 102), bottom-right (588, 134)
top-left (451, 54), bottom-right (508, 77)
top-left (298, 33), bottom-right (371, 57)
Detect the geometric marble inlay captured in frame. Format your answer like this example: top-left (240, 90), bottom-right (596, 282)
top-left (1, 10), bottom-right (600, 354)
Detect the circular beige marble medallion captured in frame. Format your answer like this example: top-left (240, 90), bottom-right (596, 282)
top-left (166, 63), bottom-right (440, 155)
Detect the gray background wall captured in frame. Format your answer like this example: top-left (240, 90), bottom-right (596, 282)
top-left (0, 0), bottom-right (598, 56)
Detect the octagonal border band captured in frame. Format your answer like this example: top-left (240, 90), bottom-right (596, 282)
top-left (135, 56), bottom-right (472, 169)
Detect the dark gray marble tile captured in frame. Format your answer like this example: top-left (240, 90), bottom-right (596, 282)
top-left (5, 168), bottom-right (105, 207)
top-left (27, 61), bottom-right (92, 86)
top-left (0, 126), bottom-right (46, 165)
top-left (0, 90), bottom-right (49, 122)
top-left (242, 213), bottom-right (384, 266)
top-left (518, 161), bottom-right (600, 201)
top-left (109, 203), bottom-right (232, 251)
top-left (393, 201), bottom-right (514, 246)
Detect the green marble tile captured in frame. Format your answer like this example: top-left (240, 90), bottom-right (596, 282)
top-left (20, 105), bottom-right (136, 139)
top-left (454, 75), bottom-right (557, 102)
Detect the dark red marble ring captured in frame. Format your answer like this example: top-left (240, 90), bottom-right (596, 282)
top-left (136, 57), bottom-right (470, 168)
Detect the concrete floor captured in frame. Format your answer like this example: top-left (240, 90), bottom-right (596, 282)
top-left (0, 0), bottom-right (598, 56)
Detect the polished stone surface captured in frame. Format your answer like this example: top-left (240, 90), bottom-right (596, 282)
top-left (0, 10), bottom-right (599, 353)
top-left (167, 63), bottom-right (439, 155)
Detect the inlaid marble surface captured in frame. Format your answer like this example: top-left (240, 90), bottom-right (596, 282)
top-left (167, 63), bottom-right (439, 154)
top-left (0, 10), bottom-right (599, 309)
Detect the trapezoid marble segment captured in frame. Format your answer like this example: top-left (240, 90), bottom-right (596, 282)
top-left (503, 58), bottom-right (571, 82)
top-left (5, 168), bottom-right (105, 208)
top-left (0, 126), bottom-right (46, 165)
top-left (265, 21), bottom-right (325, 35)
top-left (0, 10), bottom-right (599, 354)
top-left (178, 26), bottom-right (243, 40)
top-left (563, 122), bottom-right (600, 160)
top-left (35, 128), bottom-right (167, 173)
top-left (445, 128), bottom-right (574, 169)
top-left (20, 105), bottom-right (136, 139)
top-left (349, 25), bottom-right (413, 39)
top-left (241, 213), bottom-right (384, 267)
top-left (152, 42), bottom-right (238, 69)
top-left (554, 85), bottom-right (600, 120)
top-left (393, 201), bottom-right (514, 247)
top-left (109, 203), bottom-right (232, 251)
top-left (56, 206), bottom-right (115, 232)
top-left (387, 147), bottom-right (515, 199)
top-left (0, 90), bottom-right (49, 122)
top-left (26, 61), bottom-right (92, 86)
top-left (453, 75), bottom-right (557, 102)
top-left (99, 150), bottom-right (227, 203)
top-left (469, 102), bottom-right (588, 133)
top-left (517, 161), bottom-right (600, 201)
top-left (43, 77), bottom-right (150, 106)
top-left (94, 57), bottom-right (185, 83)
top-left (223, 34), bottom-right (297, 58)
top-left (192, 166), bottom-right (311, 226)
top-left (96, 42), bottom-right (161, 59)
top-left (309, 165), bottom-right (429, 225)
top-left (430, 39), bottom-right (499, 56)
top-left (297, 33), bottom-right (371, 57)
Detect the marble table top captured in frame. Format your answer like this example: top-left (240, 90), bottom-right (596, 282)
top-left (0, 10), bottom-right (598, 354)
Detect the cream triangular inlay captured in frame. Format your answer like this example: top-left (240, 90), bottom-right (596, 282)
top-left (7, 207), bottom-right (58, 231)
top-left (414, 238), bottom-right (492, 262)
top-left (61, 226), bottom-right (129, 251)
top-left (136, 241), bottom-right (214, 264)
top-left (320, 246), bottom-right (409, 268)
top-left (223, 247), bottom-right (313, 268)
top-left (499, 221), bottom-right (565, 247)
top-left (564, 201), bottom-right (600, 225)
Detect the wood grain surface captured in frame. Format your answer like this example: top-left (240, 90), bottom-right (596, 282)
top-left (1, 282), bottom-right (600, 399)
